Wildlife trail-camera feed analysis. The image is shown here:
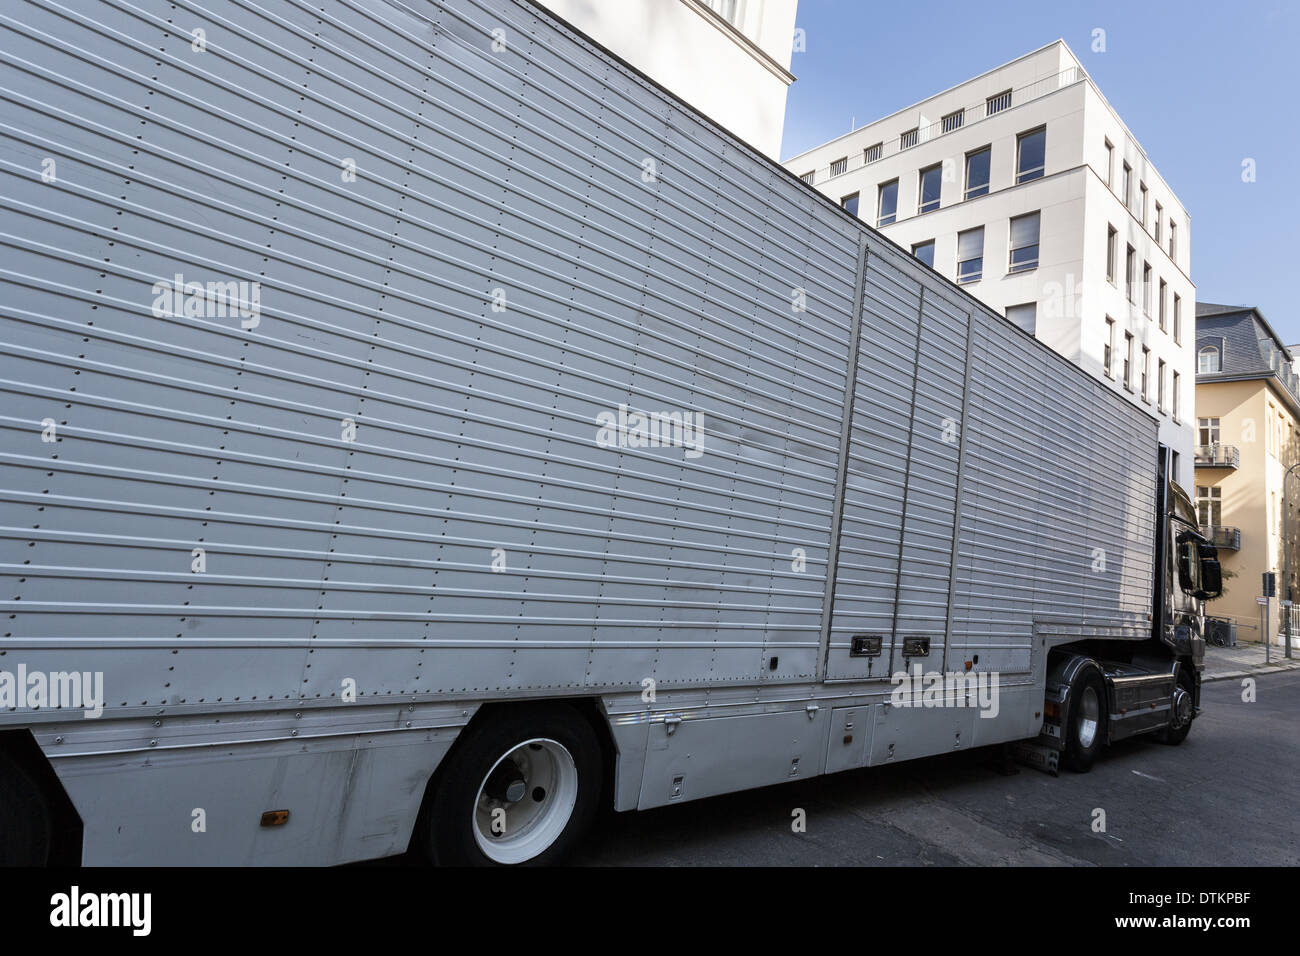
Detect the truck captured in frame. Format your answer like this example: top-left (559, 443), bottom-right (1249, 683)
top-left (0, 0), bottom-right (1221, 866)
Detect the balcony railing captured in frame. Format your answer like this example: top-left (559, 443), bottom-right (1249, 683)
top-left (1195, 443), bottom-right (1240, 468)
top-left (800, 66), bottom-right (1086, 187)
top-left (1204, 526), bottom-right (1241, 550)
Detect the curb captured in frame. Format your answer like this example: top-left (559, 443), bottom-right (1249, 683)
top-left (1203, 662), bottom-right (1300, 683)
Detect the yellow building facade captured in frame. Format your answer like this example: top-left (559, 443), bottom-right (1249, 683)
top-left (1194, 304), bottom-right (1300, 642)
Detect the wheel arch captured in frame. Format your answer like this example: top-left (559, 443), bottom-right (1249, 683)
top-left (0, 729), bottom-right (83, 865)
top-left (1045, 651), bottom-right (1109, 743)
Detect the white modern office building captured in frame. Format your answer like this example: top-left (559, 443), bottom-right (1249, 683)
top-left (535, 0), bottom-right (799, 158)
top-left (785, 41), bottom-right (1196, 487)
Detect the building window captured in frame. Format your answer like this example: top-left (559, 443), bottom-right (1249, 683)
top-left (1006, 302), bottom-right (1037, 335)
top-left (957, 227), bottom-right (984, 283)
top-left (1121, 162), bottom-right (1131, 208)
top-left (1170, 221), bottom-right (1178, 261)
top-left (986, 89), bottom-right (1012, 116)
top-left (1106, 225), bottom-right (1117, 284)
top-left (1141, 346), bottom-right (1151, 400)
top-left (1008, 211), bottom-right (1040, 273)
top-left (912, 239), bottom-right (935, 269)
top-left (900, 128), bottom-right (919, 150)
top-left (1142, 262), bottom-right (1152, 315)
top-left (830, 156), bottom-right (848, 177)
top-left (799, 170), bottom-right (815, 185)
top-left (942, 109), bottom-right (965, 133)
top-left (918, 164), bottom-right (942, 214)
top-left (1198, 345), bottom-right (1221, 373)
top-left (1104, 139), bottom-right (1114, 186)
top-left (1123, 331), bottom-right (1134, 390)
top-left (1196, 485), bottom-right (1222, 528)
top-left (864, 142), bottom-right (882, 164)
top-left (1159, 279), bottom-right (1168, 331)
top-left (1173, 370), bottom-right (1181, 421)
top-left (965, 147), bottom-right (991, 200)
top-left (1155, 202), bottom-right (1163, 243)
top-left (1016, 127), bottom-right (1046, 183)
top-left (1139, 182), bottom-right (1148, 227)
top-left (877, 179), bottom-right (898, 227)
top-left (1104, 317), bottom-right (1115, 378)
top-left (1174, 293), bottom-right (1182, 344)
top-left (841, 192), bottom-right (860, 217)
top-left (1198, 417), bottom-right (1221, 445)
top-left (1126, 246), bottom-right (1136, 303)
top-left (1158, 358), bottom-right (1166, 411)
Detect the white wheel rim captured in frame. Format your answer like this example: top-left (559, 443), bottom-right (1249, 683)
top-left (473, 737), bottom-right (579, 864)
top-left (1077, 685), bottom-right (1100, 749)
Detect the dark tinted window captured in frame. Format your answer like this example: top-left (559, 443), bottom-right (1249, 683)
top-left (1016, 128), bottom-right (1046, 183)
top-left (965, 147), bottom-right (990, 199)
top-left (877, 180), bottom-right (898, 226)
top-left (912, 240), bottom-right (935, 268)
top-left (919, 165), bottom-right (942, 214)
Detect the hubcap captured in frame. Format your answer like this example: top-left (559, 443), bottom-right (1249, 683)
top-left (1076, 685), bottom-right (1100, 749)
top-left (1170, 686), bottom-right (1193, 728)
top-left (473, 738), bottom-right (579, 864)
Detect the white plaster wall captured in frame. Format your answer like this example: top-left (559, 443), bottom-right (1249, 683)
top-left (534, 0), bottom-right (797, 157)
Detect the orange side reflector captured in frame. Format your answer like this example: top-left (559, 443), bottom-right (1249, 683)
top-left (260, 810), bottom-right (290, 827)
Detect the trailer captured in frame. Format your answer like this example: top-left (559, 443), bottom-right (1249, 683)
top-left (0, 0), bottom-right (1221, 865)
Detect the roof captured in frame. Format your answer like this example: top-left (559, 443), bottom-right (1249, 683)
top-left (1196, 302), bottom-right (1292, 364)
top-left (1196, 301), bottom-right (1300, 412)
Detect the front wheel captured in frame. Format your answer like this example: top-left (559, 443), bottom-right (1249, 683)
top-left (1156, 668), bottom-right (1196, 745)
top-left (421, 704), bottom-right (602, 866)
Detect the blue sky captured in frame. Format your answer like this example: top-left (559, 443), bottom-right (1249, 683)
top-left (781, 0), bottom-right (1299, 342)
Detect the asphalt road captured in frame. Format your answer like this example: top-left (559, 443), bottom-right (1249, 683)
top-left (569, 670), bottom-right (1300, 866)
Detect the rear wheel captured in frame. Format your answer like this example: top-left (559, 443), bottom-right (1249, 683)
top-left (1062, 670), bottom-right (1106, 773)
top-left (422, 704), bottom-right (601, 866)
top-left (0, 750), bottom-right (52, 865)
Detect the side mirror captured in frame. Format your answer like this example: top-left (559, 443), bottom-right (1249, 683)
top-left (1197, 544), bottom-right (1222, 600)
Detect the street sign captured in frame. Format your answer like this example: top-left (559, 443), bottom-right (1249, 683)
top-left (1257, 597), bottom-right (1269, 606)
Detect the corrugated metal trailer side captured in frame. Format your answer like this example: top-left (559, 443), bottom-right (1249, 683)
top-left (0, 0), bottom-right (1158, 864)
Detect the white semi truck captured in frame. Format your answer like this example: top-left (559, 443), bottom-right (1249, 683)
top-left (0, 0), bottom-right (1220, 866)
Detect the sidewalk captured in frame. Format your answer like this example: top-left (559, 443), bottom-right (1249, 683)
top-left (1203, 641), bottom-right (1300, 682)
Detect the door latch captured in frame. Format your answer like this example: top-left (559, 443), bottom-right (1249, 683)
top-left (851, 635), bottom-right (883, 657)
top-left (902, 636), bottom-right (930, 657)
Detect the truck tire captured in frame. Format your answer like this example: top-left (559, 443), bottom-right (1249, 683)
top-left (1155, 668), bottom-right (1195, 746)
top-left (1062, 670), bottom-right (1106, 773)
top-left (0, 750), bottom-right (52, 865)
top-left (422, 704), bottom-right (601, 866)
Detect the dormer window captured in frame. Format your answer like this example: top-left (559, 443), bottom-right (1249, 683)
top-left (1197, 346), bottom-right (1221, 374)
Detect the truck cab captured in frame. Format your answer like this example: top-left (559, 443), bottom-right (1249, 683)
top-left (1031, 476), bottom-right (1223, 774)
top-left (1164, 481), bottom-right (1223, 671)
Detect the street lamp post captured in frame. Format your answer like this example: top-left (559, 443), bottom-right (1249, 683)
top-left (1281, 462), bottom-right (1300, 659)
